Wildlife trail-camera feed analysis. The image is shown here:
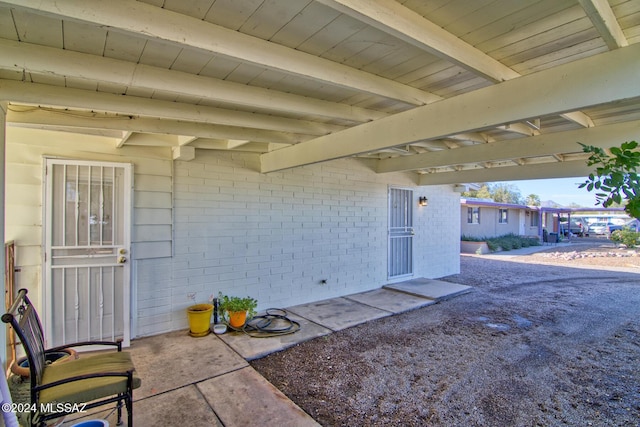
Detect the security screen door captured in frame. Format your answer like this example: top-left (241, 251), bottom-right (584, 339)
top-left (44, 159), bottom-right (132, 348)
top-left (388, 188), bottom-right (414, 279)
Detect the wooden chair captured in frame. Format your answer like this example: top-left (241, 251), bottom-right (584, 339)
top-left (2, 289), bottom-right (141, 427)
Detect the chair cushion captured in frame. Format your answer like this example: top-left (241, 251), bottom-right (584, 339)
top-left (40, 352), bottom-right (141, 406)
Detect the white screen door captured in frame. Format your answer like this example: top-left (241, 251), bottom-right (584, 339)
top-left (388, 188), bottom-right (414, 279)
top-left (44, 159), bottom-right (132, 348)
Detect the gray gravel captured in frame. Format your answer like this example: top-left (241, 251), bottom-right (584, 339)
top-left (252, 247), bottom-right (640, 426)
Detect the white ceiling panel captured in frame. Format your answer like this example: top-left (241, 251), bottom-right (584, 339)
top-left (139, 40), bottom-right (183, 68)
top-left (238, 0), bottom-right (311, 40)
top-left (12, 9), bottom-right (62, 47)
top-left (62, 21), bottom-right (107, 56)
top-left (103, 31), bottom-right (146, 62)
top-left (203, 0), bottom-right (265, 30)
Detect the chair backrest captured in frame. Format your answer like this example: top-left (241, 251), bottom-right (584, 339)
top-left (2, 289), bottom-right (47, 385)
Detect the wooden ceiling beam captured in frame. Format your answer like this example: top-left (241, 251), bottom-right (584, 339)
top-left (0, 39), bottom-right (384, 124)
top-left (376, 120), bottom-right (640, 173)
top-left (317, 0), bottom-right (519, 83)
top-left (116, 131), bottom-right (133, 148)
top-left (6, 107), bottom-right (302, 145)
top-left (496, 123), bottom-right (539, 136)
top-left (1, 0), bottom-right (440, 106)
top-left (260, 43), bottom-right (640, 172)
top-left (579, 0), bottom-right (629, 50)
top-left (320, 0), bottom-right (595, 129)
top-left (0, 78), bottom-right (341, 137)
top-left (418, 160), bottom-right (595, 186)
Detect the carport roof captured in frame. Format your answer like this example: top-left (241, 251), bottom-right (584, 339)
top-left (1, 0), bottom-right (639, 184)
top-left (461, 198), bottom-right (533, 210)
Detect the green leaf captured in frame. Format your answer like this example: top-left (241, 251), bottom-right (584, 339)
top-left (580, 140), bottom-right (640, 220)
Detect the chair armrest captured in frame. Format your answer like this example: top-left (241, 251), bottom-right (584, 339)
top-left (48, 339), bottom-right (123, 352)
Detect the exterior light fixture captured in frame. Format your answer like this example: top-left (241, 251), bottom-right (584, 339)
top-left (419, 197), bottom-right (428, 207)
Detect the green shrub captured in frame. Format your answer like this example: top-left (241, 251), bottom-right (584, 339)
top-left (510, 237), bottom-right (522, 249)
top-left (484, 234), bottom-right (541, 252)
top-left (461, 234), bottom-right (541, 252)
top-left (484, 240), bottom-right (497, 251)
top-left (461, 235), bottom-right (484, 242)
top-left (610, 229), bottom-right (640, 248)
top-left (498, 239), bottom-right (513, 250)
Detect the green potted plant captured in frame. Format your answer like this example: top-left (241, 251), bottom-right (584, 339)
top-left (218, 292), bottom-right (257, 329)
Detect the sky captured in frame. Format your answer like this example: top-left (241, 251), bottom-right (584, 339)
top-left (499, 177), bottom-right (601, 207)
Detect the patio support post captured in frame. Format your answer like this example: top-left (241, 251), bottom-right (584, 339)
top-left (0, 102), bottom-right (6, 368)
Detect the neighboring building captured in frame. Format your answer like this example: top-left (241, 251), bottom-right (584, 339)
top-left (461, 198), bottom-right (539, 239)
top-left (461, 200), bottom-right (630, 242)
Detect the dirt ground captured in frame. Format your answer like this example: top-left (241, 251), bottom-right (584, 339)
top-left (251, 239), bottom-right (640, 427)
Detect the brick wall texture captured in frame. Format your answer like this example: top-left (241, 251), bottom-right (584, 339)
top-left (135, 151), bottom-right (460, 336)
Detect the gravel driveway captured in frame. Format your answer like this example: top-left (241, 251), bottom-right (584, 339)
top-left (252, 242), bottom-right (640, 426)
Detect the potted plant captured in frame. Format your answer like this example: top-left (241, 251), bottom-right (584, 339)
top-left (186, 293), bottom-right (213, 337)
top-left (218, 292), bottom-right (257, 329)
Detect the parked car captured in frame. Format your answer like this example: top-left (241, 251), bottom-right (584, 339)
top-left (560, 218), bottom-right (589, 237)
top-left (590, 222), bottom-right (615, 235)
top-left (607, 219), bottom-right (640, 234)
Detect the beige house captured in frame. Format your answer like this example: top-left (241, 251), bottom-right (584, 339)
top-left (460, 199), bottom-right (540, 240)
top-left (0, 1), bottom-right (639, 350)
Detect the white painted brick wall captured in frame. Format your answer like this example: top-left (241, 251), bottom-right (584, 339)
top-left (135, 151), bottom-right (460, 337)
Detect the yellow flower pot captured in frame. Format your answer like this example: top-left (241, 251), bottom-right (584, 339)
top-left (187, 303), bottom-right (213, 337)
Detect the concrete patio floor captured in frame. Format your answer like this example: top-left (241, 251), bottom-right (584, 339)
top-left (56, 278), bottom-right (471, 426)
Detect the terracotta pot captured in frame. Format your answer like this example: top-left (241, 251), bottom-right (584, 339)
top-left (228, 310), bottom-right (247, 328)
top-left (187, 303), bottom-right (213, 337)
top-left (10, 348), bottom-right (78, 378)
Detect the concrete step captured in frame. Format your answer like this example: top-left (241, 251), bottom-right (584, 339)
top-left (384, 278), bottom-right (472, 301)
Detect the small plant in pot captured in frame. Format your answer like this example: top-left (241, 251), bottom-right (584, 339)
top-left (218, 292), bottom-right (257, 329)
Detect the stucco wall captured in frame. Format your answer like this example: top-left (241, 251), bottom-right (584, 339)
top-left (460, 206), bottom-right (520, 239)
top-left (6, 128), bottom-right (460, 339)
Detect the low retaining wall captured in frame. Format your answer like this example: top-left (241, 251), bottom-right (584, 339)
top-left (460, 241), bottom-right (491, 255)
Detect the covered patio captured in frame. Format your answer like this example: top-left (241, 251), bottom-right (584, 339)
top-left (8, 279), bottom-right (470, 426)
top-left (0, 0), bottom-right (639, 424)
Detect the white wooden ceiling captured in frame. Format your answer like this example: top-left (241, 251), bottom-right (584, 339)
top-left (1, 0), bottom-right (639, 184)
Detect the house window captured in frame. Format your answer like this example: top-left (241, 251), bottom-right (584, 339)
top-left (499, 209), bottom-right (508, 224)
top-left (530, 213), bottom-right (539, 227)
top-left (467, 207), bottom-right (480, 224)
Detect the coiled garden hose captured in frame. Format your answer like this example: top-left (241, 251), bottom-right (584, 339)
top-left (229, 308), bottom-right (301, 338)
